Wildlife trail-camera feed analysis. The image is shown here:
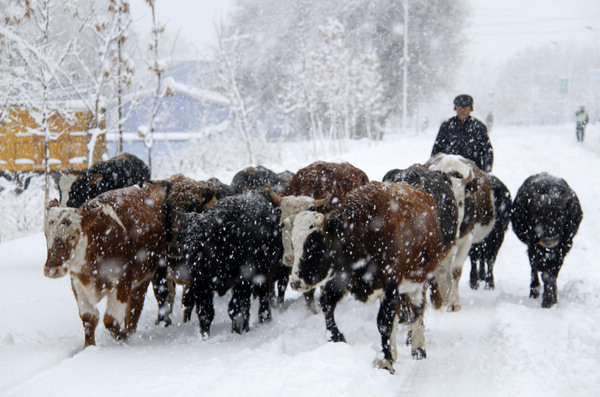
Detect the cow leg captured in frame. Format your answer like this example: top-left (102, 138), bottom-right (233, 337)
top-left (71, 278), bottom-right (99, 347)
top-left (530, 269), bottom-right (541, 299)
top-left (104, 289), bottom-right (128, 342)
top-left (182, 285), bottom-right (195, 323)
top-left (447, 237), bottom-right (472, 312)
top-left (256, 279), bottom-right (272, 324)
top-left (428, 277), bottom-right (443, 310)
top-left (399, 280), bottom-right (427, 359)
top-left (409, 298), bottom-right (427, 360)
top-left (541, 269), bottom-right (559, 308)
top-left (229, 280), bottom-right (252, 334)
top-left (484, 258), bottom-right (495, 290)
top-left (469, 257), bottom-right (480, 290)
top-left (152, 264), bottom-right (174, 326)
top-left (304, 289), bottom-right (318, 314)
top-left (377, 284), bottom-right (399, 374)
top-left (469, 245), bottom-right (480, 290)
top-left (125, 279), bottom-right (151, 335)
top-left (477, 246), bottom-right (487, 283)
top-left (196, 288), bottom-right (214, 338)
top-left (320, 279), bottom-right (346, 343)
top-left (273, 263), bottom-right (290, 305)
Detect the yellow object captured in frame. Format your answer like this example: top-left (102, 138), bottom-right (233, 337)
top-left (0, 108), bottom-right (106, 171)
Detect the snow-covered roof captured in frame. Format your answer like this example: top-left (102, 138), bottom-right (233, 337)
top-left (163, 77), bottom-right (230, 107)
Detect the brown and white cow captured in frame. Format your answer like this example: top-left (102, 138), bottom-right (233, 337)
top-left (288, 181), bottom-right (451, 373)
top-left (44, 185), bottom-right (166, 347)
top-left (268, 161), bottom-right (369, 308)
top-left (424, 153), bottom-right (495, 311)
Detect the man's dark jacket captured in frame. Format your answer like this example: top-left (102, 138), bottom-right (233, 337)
top-left (431, 116), bottom-right (493, 172)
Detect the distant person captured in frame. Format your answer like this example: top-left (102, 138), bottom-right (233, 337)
top-left (431, 94), bottom-right (493, 172)
top-left (486, 111), bottom-right (494, 132)
top-left (575, 106), bottom-right (589, 142)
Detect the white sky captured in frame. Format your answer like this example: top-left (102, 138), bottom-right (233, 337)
top-left (465, 0), bottom-right (600, 66)
top-left (130, 0), bottom-right (235, 59)
top-left (131, 0), bottom-right (599, 64)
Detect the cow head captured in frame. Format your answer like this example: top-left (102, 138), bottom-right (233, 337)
top-left (426, 154), bottom-right (478, 235)
top-left (57, 170), bottom-right (81, 207)
top-left (289, 210), bottom-right (335, 291)
top-left (269, 186), bottom-right (332, 267)
top-left (530, 190), bottom-right (575, 248)
top-left (44, 206), bottom-right (85, 278)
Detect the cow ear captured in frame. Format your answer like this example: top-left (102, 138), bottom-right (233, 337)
top-left (81, 207), bottom-right (101, 229)
top-left (89, 173), bottom-right (103, 186)
top-left (46, 198), bottom-right (59, 210)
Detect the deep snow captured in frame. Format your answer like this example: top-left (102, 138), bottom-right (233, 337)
top-left (1, 123), bottom-right (600, 397)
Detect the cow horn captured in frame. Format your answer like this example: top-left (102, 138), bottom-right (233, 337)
top-left (313, 192), bottom-right (332, 207)
top-left (267, 183), bottom-right (282, 205)
top-left (46, 198), bottom-right (59, 210)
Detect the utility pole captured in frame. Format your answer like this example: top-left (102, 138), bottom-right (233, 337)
top-left (401, 0), bottom-right (409, 131)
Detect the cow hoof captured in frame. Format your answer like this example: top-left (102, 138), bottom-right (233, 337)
top-left (530, 288), bottom-right (540, 299)
top-left (412, 348), bottom-right (427, 360)
top-left (378, 359), bottom-right (395, 374)
top-left (484, 282), bottom-right (495, 290)
top-left (259, 310), bottom-right (272, 323)
top-left (470, 280), bottom-right (479, 290)
top-left (112, 331), bottom-right (128, 342)
top-left (155, 316), bottom-right (172, 327)
top-left (541, 298), bottom-right (556, 308)
top-left (447, 303), bottom-right (461, 312)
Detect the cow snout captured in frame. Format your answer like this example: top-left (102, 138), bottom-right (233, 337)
top-left (538, 237), bottom-right (560, 249)
top-left (290, 280), bottom-right (302, 290)
top-left (290, 276), bottom-right (311, 292)
top-left (44, 261), bottom-right (67, 278)
top-left (283, 254), bottom-right (294, 267)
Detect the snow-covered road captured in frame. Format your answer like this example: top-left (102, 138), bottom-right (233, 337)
top-left (1, 124), bottom-right (599, 397)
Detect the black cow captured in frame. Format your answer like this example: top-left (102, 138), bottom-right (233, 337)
top-left (469, 174), bottom-right (512, 290)
top-left (61, 153), bottom-right (150, 208)
top-left (230, 165), bottom-right (293, 304)
top-left (231, 165), bottom-right (290, 195)
top-left (511, 173), bottom-right (582, 308)
top-left (182, 191), bottom-right (282, 336)
top-left (206, 177), bottom-right (235, 199)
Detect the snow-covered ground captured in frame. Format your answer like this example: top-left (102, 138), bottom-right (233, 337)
top-left (1, 123), bottom-right (599, 397)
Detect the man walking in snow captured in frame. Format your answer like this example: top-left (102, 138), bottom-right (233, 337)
top-left (575, 105), bottom-right (589, 142)
top-left (431, 94), bottom-right (493, 172)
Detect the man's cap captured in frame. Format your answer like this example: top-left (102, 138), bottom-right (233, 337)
top-left (454, 94), bottom-right (473, 108)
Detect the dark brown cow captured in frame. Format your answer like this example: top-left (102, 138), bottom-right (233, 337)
top-left (269, 161), bottom-right (369, 308)
top-left (147, 174), bottom-right (219, 326)
top-left (44, 185), bottom-right (166, 347)
top-left (288, 181), bottom-right (451, 373)
top-left (281, 161), bottom-right (369, 211)
top-left (150, 174), bottom-right (219, 326)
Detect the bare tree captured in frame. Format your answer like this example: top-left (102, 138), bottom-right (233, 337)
top-left (214, 24), bottom-right (256, 164)
top-left (0, 0), bottom-right (90, 205)
top-left (108, 0), bottom-right (133, 155)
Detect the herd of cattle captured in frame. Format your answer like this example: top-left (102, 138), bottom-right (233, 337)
top-left (43, 152), bottom-right (583, 373)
